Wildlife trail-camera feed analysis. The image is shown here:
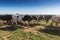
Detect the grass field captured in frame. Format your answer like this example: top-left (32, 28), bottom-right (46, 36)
top-left (0, 25), bottom-right (60, 40)
top-left (0, 20), bottom-right (60, 40)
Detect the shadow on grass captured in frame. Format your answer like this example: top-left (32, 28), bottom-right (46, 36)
top-left (0, 25), bottom-right (23, 31)
top-left (38, 26), bottom-right (60, 36)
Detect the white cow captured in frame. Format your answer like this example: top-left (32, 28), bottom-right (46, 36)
top-left (12, 14), bottom-right (18, 25)
top-left (51, 15), bottom-right (60, 26)
top-left (17, 15), bottom-right (24, 22)
top-left (12, 14), bottom-right (24, 25)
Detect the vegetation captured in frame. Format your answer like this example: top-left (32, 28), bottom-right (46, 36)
top-left (0, 27), bottom-right (60, 40)
top-left (0, 20), bottom-right (60, 40)
top-left (17, 20), bottom-right (60, 27)
top-left (8, 29), bottom-right (45, 40)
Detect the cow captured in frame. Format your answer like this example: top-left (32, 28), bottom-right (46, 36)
top-left (17, 15), bottom-right (24, 22)
top-left (11, 14), bottom-right (25, 25)
top-left (31, 15), bottom-right (38, 20)
top-left (22, 15), bottom-right (40, 21)
top-left (43, 15), bottom-right (53, 22)
top-left (12, 14), bottom-right (18, 25)
top-left (50, 15), bottom-right (60, 26)
top-left (5, 15), bottom-right (12, 23)
top-left (22, 15), bottom-right (32, 21)
top-left (0, 14), bottom-right (20, 25)
top-left (0, 14), bottom-right (12, 23)
top-left (38, 15), bottom-right (44, 20)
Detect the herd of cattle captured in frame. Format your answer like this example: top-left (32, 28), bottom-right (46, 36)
top-left (0, 14), bottom-right (60, 25)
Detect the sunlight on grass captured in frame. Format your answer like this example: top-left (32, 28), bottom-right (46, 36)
top-left (8, 28), bottom-right (46, 40)
top-left (0, 20), bottom-right (60, 40)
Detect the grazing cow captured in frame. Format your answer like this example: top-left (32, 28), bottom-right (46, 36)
top-left (43, 15), bottom-right (53, 22)
top-left (0, 15), bottom-right (12, 23)
top-left (17, 15), bottom-right (24, 22)
top-left (5, 15), bottom-right (12, 23)
top-left (38, 15), bottom-right (44, 20)
top-left (22, 15), bottom-right (32, 21)
top-left (31, 15), bottom-right (37, 20)
top-left (12, 14), bottom-right (18, 25)
top-left (12, 14), bottom-right (24, 25)
top-left (51, 15), bottom-right (60, 26)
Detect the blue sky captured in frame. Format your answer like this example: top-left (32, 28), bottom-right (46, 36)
top-left (0, 0), bottom-right (60, 15)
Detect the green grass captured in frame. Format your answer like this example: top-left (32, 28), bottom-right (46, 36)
top-left (38, 29), bottom-right (60, 40)
top-left (8, 28), bottom-right (46, 40)
top-left (0, 20), bottom-right (60, 40)
top-left (6, 28), bottom-right (60, 40)
top-left (0, 27), bottom-right (60, 40)
top-left (0, 30), bottom-right (4, 40)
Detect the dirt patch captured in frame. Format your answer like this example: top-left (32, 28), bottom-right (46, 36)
top-left (23, 26), bottom-right (45, 34)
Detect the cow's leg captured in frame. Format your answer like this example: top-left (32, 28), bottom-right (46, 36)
top-left (55, 23), bottom-right (58, 27)
top-left (10, 20), bottom-right (11, 23)
top-left (14, 20), bottom-right (18, 28)
top-left (11, 19), bottom-right (16, 27)
top-left (50, 22), bottom-right (53, 26)
top-left (9, 19), bottom-right (12, 25)
top-left (7, 20), bottom-right (9, 23)
top-left (25, 21), bottom-right (29, 26)
top-left (11, 19), bottom-right (14, 25)
top-left (12, 20), bottom-right (17, 28)
top-left (45, 20), bottom-right (48, 24)
top-left (50, 20), bottom-right (53, 26)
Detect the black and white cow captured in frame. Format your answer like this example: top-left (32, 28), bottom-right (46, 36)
top-left (0, 14), bottom-right (12, 23)
top-left (43, 15), bottom-right (53, 22)
top-left (22, 15), bottom-right (32, 21)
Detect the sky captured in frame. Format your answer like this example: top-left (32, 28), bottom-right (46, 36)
top-left (0, 0), bottom-right (60, 15)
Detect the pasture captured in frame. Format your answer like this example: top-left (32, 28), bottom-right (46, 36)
top-left (0, 20), bottom-right (60, 40)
